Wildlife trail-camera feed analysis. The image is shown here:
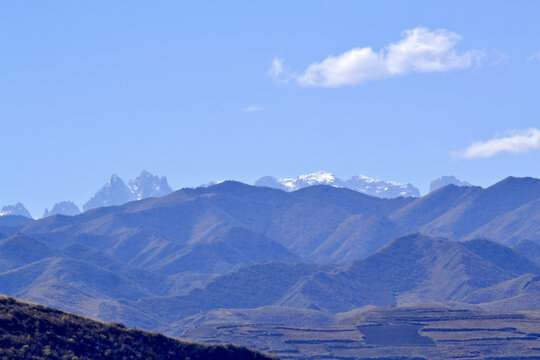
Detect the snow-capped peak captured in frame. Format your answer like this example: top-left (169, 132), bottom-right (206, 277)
top-left (83, 171), bottom-right (173, 211)
top-left (254, 171), bottom-right (420, 198)
top-left (280, 171), bottom-right (337, 191)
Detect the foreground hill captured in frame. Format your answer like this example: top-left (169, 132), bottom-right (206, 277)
top-left (0, 296), bottom-right (275, 360)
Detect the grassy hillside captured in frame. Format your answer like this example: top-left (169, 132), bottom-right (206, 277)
top-left (0, 296), bottom-right (276, 360)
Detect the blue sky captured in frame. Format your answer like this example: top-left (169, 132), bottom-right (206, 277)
top-left (2, 1), bottom-right (540, 217)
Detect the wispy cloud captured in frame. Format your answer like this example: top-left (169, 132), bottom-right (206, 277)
top-left (242, 105), bottom-right (265, 113)
top-left (528, 51), bottom-right (540, 63)
top-left (453, 128), bottom-right (540, 159)
top-left (267, 58), bottom-right (284, 79)
top-left (271, 27), bottom-right (483, 88)
top-left (491, 49), bottom-right (509, 66)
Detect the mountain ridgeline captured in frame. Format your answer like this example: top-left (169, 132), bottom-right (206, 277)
top-left (82, 170), bottom-right (173, 211)
top-left (254, 171), bottom-right (422, 198)
top-left (1, 171), bottom-right (469, 219)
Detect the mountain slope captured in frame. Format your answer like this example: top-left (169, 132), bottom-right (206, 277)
top-left (278, 234), bottom-right (514, 313)
top-left (22, 181), bottom-right (415, 263)
top-left (421, 176), bottom-right (540, 241)
top-left (461, 238), bottom-right (540, 276)
top-left (0, 234), bottom-right (57, 272)
top-left (464, 273), bottom-right (540, 310)
top-left (134, 262), bottom-right (336, 323)
top-left (513, 239), bottom-right (540, 264)
top-left (0, 296), bottom-right (275, 360)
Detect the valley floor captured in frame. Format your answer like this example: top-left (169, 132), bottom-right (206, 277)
top-left (183, 306), bottom-right (540, 360)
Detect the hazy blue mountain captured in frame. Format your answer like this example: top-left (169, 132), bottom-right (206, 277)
top-left (133, 262), bottom-right (337, 323)
top-left (42, 201), bottom-right (81, 218)
top-left (0, 202), bottom-right (32, 219)
top-left (0, 233), bottom-right (57, 273)
top-left (83, 174), bottom-right (133, 211)
top-left (277, 234), bottom-right (516, 313)
top-left (463, 273), bottom-right (540, 310)
top-left (429, 175), bottom-right (472, 192)
top-left (254, 171), bottom-right (421, 198)
top-left (389, 184), bottom-right (482, 231)
top-left (83, 171), bottom-right (173, 211)
top-left (2, 178), bottom-right (540, 332)
top-left (253, 176), bottom-right (288, 191)
top-left (461, 238), bottom-right (540, 276)
top-left (23, 181), bottom-right (414, 263)
top-left (1, 230), bottom-right (537, 332)
top-left (513, 239), bottom-right (540, 264)
top-left (0, 215), bottom-right (34, 238)
top-left (421, 176), bottom-right (540, 243)
top-left (0, 215), bottom-right (33, 228)
top-left (20, 177), bottom-right (540, 266)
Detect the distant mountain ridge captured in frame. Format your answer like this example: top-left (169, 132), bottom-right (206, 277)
top-left (3, 172), bottom-right (476, 218)
top-left (83, 170), bottom-right (173, 211)
top-left (0, 202), bottom-right (32, 219)
top-left (430, 175), bottom-right (472, 192)
top-left (254, 171), bottom-right (421, 198)
top-left (42, 201), bottom-right (81, 218)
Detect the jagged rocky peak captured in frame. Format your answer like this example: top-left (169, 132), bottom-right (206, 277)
top-left (254, 171), bottom-right (420, 198)
top-left (83, 174), bottom-right (132, 212)
top-left (128, 170), bottom-right (173, 200)
top-left (83, 171), bottom-right (173, 212)
top-left (0, 202), bottom-right (32, 219)
top-left (42, 201), bottom-right (81, 218)
top-left (430, 176), bottom-right (472, 193)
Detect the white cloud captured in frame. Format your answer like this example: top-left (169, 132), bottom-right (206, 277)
top-left (291, 27), bottom-right (482, 87)
top-left (242, 105), bottom-right (264, 113)
top-left (453, 128), bottom-right (540, 159)
top-left (267, 58), bottom-right (284, 79)
top-left (528, 51), bottom-right (540, 63)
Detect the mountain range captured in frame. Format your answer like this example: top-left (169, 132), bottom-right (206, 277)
top-left (0, 177), bottom-right (539, 358)
top-left (254, 171), bottom-right (422, 198)
top-left (1, 171), bottom-right (471, 219)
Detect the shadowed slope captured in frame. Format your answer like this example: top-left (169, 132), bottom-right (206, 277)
top-left (0, 296), bottom-right (275, 360)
